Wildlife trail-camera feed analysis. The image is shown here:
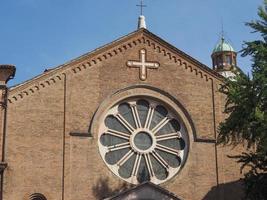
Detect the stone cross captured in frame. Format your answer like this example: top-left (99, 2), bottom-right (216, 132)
top-left (127, 49), bottom-right (160, 81)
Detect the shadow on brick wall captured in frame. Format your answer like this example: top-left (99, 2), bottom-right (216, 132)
top-left (202, 179), bottom-right (245, 200)
top-left (92, 177), bottom-right (132, 199)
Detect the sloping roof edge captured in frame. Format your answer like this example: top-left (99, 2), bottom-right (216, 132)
top-left (142, 29), bottom-right (223, 80)
top-left (9, 28), bottom-right (223, 92)
top-left (9, 29), bottom-right (142, 91)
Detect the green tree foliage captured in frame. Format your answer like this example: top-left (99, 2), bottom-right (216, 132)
top-left (217, 1), bottom-right (267, 199)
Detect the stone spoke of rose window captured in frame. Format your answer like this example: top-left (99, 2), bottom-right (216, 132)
top-left (155, 144), bottom-right (180, 156)
top-left (108, 142), bottom-right (131, 152)
top-left (151, 117), bottom-right (170, 134)
top-left (130, 104), bottom-right (142, 129)
top-left (131, 153), bottom-right (142, 177)
top-left (114, 114), bottom-right (135, 134)
top-left (151, 151), bottom-right (169, 171)
top-left (144, 153), bottom-right (155, 177)
top-left (155, 132), bottom-right (181, 141)
top-left (117, 150), bottom-right (135, 166)
top-left (106, 129), bottom-right (131, 140)
top-left (144, 106), bottom-right (154, 129)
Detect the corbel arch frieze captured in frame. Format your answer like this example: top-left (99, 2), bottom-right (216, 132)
top-left (8, 74), bottom-right (64, 104)
top-left (71, 35), bottom-right (215, 86)
top-left (8, 32), bottom-right (219, 104)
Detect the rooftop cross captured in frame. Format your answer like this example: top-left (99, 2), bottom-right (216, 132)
top-left (136, 0), bottom-right (147, 15)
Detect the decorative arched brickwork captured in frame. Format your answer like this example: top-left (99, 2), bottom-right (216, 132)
top-left (29, 193), bottom-right (47, 200)
top-left (8, 29), bottom-right (222, 104)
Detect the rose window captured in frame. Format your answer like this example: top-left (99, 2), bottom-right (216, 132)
top-left (98, 98), bottom-right (188, 184)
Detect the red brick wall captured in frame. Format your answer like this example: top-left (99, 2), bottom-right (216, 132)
top-left (3, 31), bottom-right (243, 200)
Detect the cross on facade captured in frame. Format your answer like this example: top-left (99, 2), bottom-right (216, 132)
top-left (136, 0), bottom-right (147, 15)
top-left (127, 49), bottom-right (160, 81)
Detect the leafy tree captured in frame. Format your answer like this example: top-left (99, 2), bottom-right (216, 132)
top-left (217, 1), bottom-right (267, 199)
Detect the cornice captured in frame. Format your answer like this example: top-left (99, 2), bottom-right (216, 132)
top-left (8, 30), bottom-right (142, 104)
top-left (8, 28), bottom-right (223, 104)
top-left (71, 32), bottom-right (223, 82)
top-left (142, 29), bottom-right (224, 80)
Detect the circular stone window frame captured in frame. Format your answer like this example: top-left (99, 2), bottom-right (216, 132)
top-left (90, 85), bottom-right (194, 185)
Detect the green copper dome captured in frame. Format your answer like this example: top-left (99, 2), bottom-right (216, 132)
top-left (212, 38), bottom-right (235, 53)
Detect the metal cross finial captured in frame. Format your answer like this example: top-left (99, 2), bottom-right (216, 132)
top-left (221, 19), bottom-right (225, 41)
top-left (136, 0), bottom-right (147, 15)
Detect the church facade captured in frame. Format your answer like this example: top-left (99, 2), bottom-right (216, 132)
top-left (0, 19), bottom-right (243, 200)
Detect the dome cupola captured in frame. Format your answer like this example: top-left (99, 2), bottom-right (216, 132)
top-left (212, 37), bottom-right (235, 53)
top-left (211, 36), bottom-right (237, 78)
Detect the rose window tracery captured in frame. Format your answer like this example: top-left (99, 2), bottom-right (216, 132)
top-left (98, 97), bottom-right (188, 184)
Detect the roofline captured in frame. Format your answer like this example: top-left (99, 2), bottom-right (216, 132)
top-left (142, 29), bottom-right (224, 81)
top-left (9, 28), bottom-right (223, 92)
top-left (9, 29), bottom-right (142, 91)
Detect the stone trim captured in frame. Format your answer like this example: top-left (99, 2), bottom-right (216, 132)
top-left (69, 132), bottom-right (92, 137)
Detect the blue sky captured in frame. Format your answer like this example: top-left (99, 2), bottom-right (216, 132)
top-left (0, 0), bottom-right (263, 86)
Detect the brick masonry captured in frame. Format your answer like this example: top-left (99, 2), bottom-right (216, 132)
top-left (1, 29), bottom-right (244, 200)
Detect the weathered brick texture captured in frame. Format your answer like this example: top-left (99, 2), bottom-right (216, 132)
top-left (1, 29), bottom-right (244, 200)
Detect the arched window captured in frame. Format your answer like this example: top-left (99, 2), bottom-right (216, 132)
top-left (225, 55), bottom-right (232, 65)
top-left (29, 193), bottom-right (47, 200)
